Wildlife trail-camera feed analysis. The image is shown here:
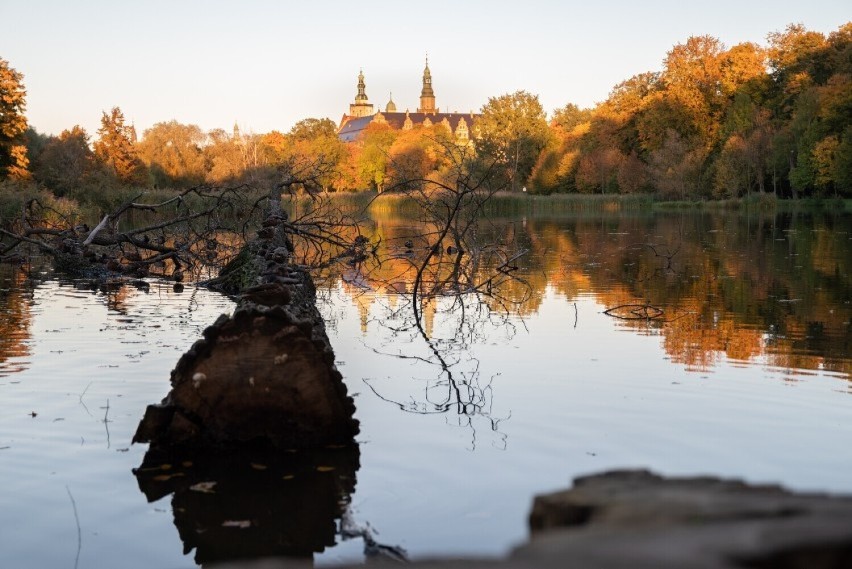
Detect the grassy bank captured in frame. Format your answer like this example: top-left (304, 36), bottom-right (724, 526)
top-left (288, 190), bottom-right (852, 218)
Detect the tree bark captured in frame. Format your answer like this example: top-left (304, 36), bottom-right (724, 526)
top-left (133, 215), bottom-right (359, 449)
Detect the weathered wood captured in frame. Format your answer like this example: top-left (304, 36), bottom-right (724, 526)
top-left (133, 216), bottom-right (359, 449)
top-left (517, 469), bottom-right (852, 569)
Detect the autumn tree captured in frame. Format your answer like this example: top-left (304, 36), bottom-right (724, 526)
top-left (385, 125), bottom-right (458, 192)
top-left (0, 58), bottom-right (29, 180)
top-left (354, 122), bottom-right (398, 192)
top-left (137, 120), bottom-right (206, 188)
top-left (474, 90), bottom-right (550, 191)
top-left (648, 129), bottom-right (706, 199)
top-left (205, 128), bottom-right (244, 183)
top-left (284, 118), bottom-right (348, 191)
top-left (94, 107), bottom-right (147, 185)
top-left (551, 104), bottom-right (592, 132)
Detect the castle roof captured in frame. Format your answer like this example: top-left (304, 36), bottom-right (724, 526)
top-left (339, 112), bottom-right (478, 142)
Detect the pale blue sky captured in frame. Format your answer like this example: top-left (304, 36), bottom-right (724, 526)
top-left (1, 0), bottom-right (848, 138)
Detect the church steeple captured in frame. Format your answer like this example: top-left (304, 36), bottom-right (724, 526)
top-left (349, 68), bottom-right (374, 118)
top-left (418, 55), bottom-right (437, 114)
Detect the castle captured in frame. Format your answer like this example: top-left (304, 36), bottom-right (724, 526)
top-left (337, 58), bottom-right (477, 144)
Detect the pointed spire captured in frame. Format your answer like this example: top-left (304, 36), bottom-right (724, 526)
top-left (421, 55), bottom-right (433, 97)
top-left (418, 54), bottom-right (437, 114)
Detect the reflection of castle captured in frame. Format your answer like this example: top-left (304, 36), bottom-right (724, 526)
top-left (338, 58), bottom-right (478, 144)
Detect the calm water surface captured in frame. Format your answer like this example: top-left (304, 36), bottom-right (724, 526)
top-left (0, 209), bottom-right (850, 568)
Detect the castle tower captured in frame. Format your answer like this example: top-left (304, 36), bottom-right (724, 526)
top-left (418, 56), bottom-right (438, 114)
top-left (349, 69), bottom-right (375, 118)
top-left (385, 92), bottom-right (397, 113)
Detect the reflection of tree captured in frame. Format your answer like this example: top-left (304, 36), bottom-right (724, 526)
top-left (134, 446), bottom-right (359, 566)
top-left (0, 267), bottom-right (31, 376)
top-left (347, 142), bottom-right (525, 448)
top-left (364, 294), bottom-right (513, 450)
top-left (335, 209), bottom-right (851, 381)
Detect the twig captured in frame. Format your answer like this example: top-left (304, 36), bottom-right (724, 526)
top-left (77, 382), bottom-right (93, 417)
top-left (66, 485), bottom-right (81, 569)
top-left (604, 303), bottom-right (664, 320)
top-left (103, 399), bottom-right (111, 449)
top-left (574, 302), bottom-right (578, 329)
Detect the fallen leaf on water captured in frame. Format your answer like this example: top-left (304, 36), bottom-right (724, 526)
top-left (222, 520), bottom-right (251, 529)
top-left (316, 466), bottom-right (335, 472)
top-left (250, 463), bottom-right (267, 471)
top-left (189, 481), bottom-right (217, 494)
top-left (181, 461), bottom-right (193, 467)
top-left (153, 473), bottom-right (185, 482)
top-left (282, 474), bottom-right (295, 480)
top-left (116, 448), bottom-right (129, 452)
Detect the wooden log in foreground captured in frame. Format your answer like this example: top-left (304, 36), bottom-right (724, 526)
top-left (133, 215), bottom-right (359, 449)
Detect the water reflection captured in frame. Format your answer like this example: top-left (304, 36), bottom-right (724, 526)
top-left (332, 209), bottom-right (851, 380)
top-left (0, 266), bottom-right (32, 377)
top-left (134, 446), bottom-right (359, 566)
top-left (362, 294), bottom-right (514, 450)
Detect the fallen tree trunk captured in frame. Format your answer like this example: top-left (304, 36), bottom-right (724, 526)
top-left (133, 213), bottom-right (359, 449)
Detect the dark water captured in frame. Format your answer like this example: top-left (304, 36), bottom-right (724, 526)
top-left (0, 209), bottom-right (850, 568)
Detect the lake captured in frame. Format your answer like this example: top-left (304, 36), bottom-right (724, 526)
top-left (1, 207), bottom-right (850, 568)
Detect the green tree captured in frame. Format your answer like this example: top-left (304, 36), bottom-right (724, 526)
top-left (288, 118), bottom-right (338, 142)
top-left (32, 126), bottom-right (95, 195)
top-left (474, 90), bottom-right (550, 191)
top-left (137, 120), bottom-right (206, 188)
top-left (0, 58), bottom-right (29, 180)
top-left (833, 126), bottom-right (852, 195)
top-left (94, 107), bottom-right (147, 185)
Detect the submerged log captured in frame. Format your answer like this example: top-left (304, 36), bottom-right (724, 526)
top-left (133, 215), bottom-right (359, 449)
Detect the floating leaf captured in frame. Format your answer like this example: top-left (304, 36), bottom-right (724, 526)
top-left (316, 466), bottom-right (335, 472)
top-left (282, 474), bottom-right (295, 480)
top-left (250, 463), bottom-right (267, 471)
top-left (222, 520), bottom-right (251, 529)
top-left (181, 461), bottom-right (193, 467)
top-left (153, 473), bottom-right (185, 482)
top-left (189, 481), bottom-right (217, 494)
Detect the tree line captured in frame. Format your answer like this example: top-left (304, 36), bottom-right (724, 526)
top-left (1, 21), bottom-right (850, 203)
top-left (529, 22), bottom-right (852, 199)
